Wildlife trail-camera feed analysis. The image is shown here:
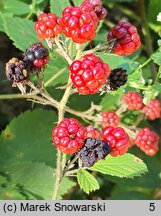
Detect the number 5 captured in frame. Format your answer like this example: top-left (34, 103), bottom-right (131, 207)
top-left (149, 203), bottom-right (155, 211)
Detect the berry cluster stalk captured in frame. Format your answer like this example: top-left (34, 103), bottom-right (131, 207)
top-left (52, 44), bottom-right (82, 200)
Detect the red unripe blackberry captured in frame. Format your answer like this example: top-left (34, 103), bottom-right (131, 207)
top-left (52, 118), bottom-right (85, 154)
top-left (135, 128), bottom-right (159, 156)
top-left (84, 125), bottom-right (102, 139)
top-left (81, 0), bottom-right (107, 20)
top-left (102, 111), bottom-right (120, 128)
top-left (77, 138), bottom-right (110, 167)
top-left (107, 21), bottom-right (141, 56)
top-left (24, 42), bottom-right (49, 69)
top-left (34, 13), bottom-right (62, 40)
top-left (61, 4), bottom-right (99, 44)
top-left (143, 99), bottom-right (161, 120)
top-left (5, 58), bottom-right (29, 83)
top-left (70, 54), bottom-right (111, 95)
top-left (102, 126), bottom-right (129, 156)
top-left (123, 91), bottom-right (144, 110)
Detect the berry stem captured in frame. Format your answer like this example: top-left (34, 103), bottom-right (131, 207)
top-left (65, 167), bottom-right (87, 176)
top-left (154, 65), bottom-right (161, 84)
top-left (121, 124), bottom-right (137, 139)
top-left (82, 39), bottom-right (116, 56)
top-left (63, 155), bottom-right (79, 176)
top-left (52, 77), bottom-right (73, 200)
top-left (54, 37), bottom-right (73, 64)
top-left (52, 150), bottom-right (63, 200)
top-left (139, 57), bottom-right (152, 69)
top-left (52, 43), bottom-right (84, 200)
top-left (44, 67), bottom-right (67, 87)
top-left (133, 113), bottom-right (144, 127)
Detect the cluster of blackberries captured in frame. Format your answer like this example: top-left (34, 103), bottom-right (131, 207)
top-left (5, 43), bottom-right (49, 84)
top-left (77, 138), bottom-right (110, 167)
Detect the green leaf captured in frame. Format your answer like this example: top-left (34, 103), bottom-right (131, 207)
top-left (77, 170), bottom-right (100, 194)
top-left (106, 149), bottom-right (161, 200)
top-left (101, 94), bottom-right (120, 111)
top-left (0, 109), bottom-right (57, 167)
top-left (153, 83), bottom-right (161, 93)
top-left (0, 0), bottom-right (30, 15)
top-left (73, 0), bottom-right (83, 6)
top-left (50, 0), bottom-right (70, 17)
top-left (0, 14), bottom-right (5, 32)
top-left (8, 161), bottom-right (53, 199)
top-left (90, 153), bottom-right (148, 178)
top-left (3, 16), bottom-right (38, 51)
top-left (97, 53), bottom-right (139, 72)
top-left (0, 175), bottom-right (7, 185)
top-left (44, 52), bottom-right (69, 87)
top-left (0, 185), bottom-right (25, 200)
top-left (6, 161), bottom-right (75, 199)
top-left (58, 177), bottom-right (76, 199)
top-left (94, 29), bottom-right (108, 44)
top-left (151, 51), bottom-right (161, 65)
top-left (148, 0), bottom-right (161, 24)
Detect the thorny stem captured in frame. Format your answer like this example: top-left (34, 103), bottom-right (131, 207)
top-left (154, 65), bottom-right (161, 84)
top-left (51, 77), bottom-right (72, 200)
top-left (63, 155), bottom-right (79, 176)
top-left (52, 44), bottom-right (82, 200)
top-left (82, 39), bottom-right (116, 56)
top-left (54, 37), bottom-right (73, 65)
top-left (133, 113), bottom-right (144, 127)
top-left (139, 57), bottom-right (152, 69)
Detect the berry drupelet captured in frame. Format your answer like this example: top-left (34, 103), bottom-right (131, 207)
top-left (52, 118), bottom-right (85, 154)
top-left (70, 54), bottom-right (111, 95)
top-left (107, 21), bottom-right (141, 56)
top-left (5, 58), bottom-right (29, 83)
top-left (24, 42), bottom-right (49, 69)
top-left (123, 91), bottom-right (144, 110)
top-left (135, 128), bottom-right (159, 156)
top-left (102, 111), bottom-right (120, 128)
top-left (143, 99), bottom-right (161, 120)
top-left (102, 126), bottom-right (129, 156)
top-left (77, 137), bottom-right (110, 167)
top-left (84, 125), bottom-right (102, 139)
top-left (34, 13), bottom-right (62, 40)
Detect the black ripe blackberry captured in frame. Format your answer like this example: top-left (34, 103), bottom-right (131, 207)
top-left (109, 68), bottom-right (128, 90)
top-left (5, 58), bottom-right (29, 83)
top-left (77, 138), bottom-right (110, 167)
top-left (24, 42), bottom-right (49, 69)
